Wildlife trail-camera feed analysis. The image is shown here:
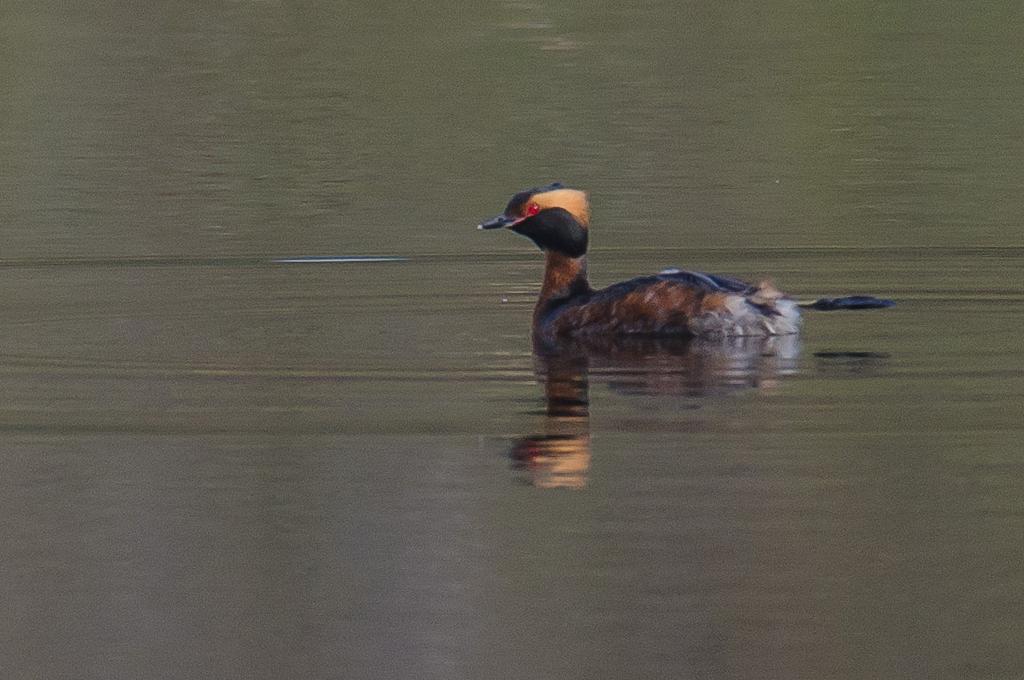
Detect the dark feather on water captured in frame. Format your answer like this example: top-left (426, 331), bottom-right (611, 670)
top-left (802, 296), bottom-right (896, 311)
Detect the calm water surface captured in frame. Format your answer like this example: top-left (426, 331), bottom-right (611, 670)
top-left (2, 2), bottom-right (1023, 679)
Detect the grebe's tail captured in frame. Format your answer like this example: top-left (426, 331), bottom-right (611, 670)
top-left (799, 296), bottom-right (895, 311)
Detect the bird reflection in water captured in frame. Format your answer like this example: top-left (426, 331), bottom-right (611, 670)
top-left (509, 335), bottom-right (801, 489)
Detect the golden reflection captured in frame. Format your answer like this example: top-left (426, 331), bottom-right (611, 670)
top-left (509, 352), bottom-right (592, 489)
top-left (508, 335), bottom-right (801, 489)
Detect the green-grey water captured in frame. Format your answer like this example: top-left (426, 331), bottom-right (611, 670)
top-left (2, 2), bottom-right (1023, 679)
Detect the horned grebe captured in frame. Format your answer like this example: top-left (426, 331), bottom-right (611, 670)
top-left (478, 183), bottom-right (891, 343)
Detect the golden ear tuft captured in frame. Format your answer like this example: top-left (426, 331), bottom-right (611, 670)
top-left (532, 188), bottom-right (591, 227)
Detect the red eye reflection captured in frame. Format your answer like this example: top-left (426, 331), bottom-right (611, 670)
top-left (526, 203), bottom-right (541, 216)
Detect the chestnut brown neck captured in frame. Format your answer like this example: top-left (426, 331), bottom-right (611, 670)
top-left (535, 252), bottom-right (591, 320)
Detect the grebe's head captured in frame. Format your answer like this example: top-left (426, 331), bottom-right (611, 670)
top-left (478, 182), bottom-right (590, 258)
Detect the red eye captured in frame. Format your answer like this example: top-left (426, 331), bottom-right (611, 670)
top-left (526, 203), bottom-right (541, 216)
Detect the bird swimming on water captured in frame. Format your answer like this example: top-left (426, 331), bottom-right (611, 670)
top-left (478, 182), bottom-right (893, 344)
